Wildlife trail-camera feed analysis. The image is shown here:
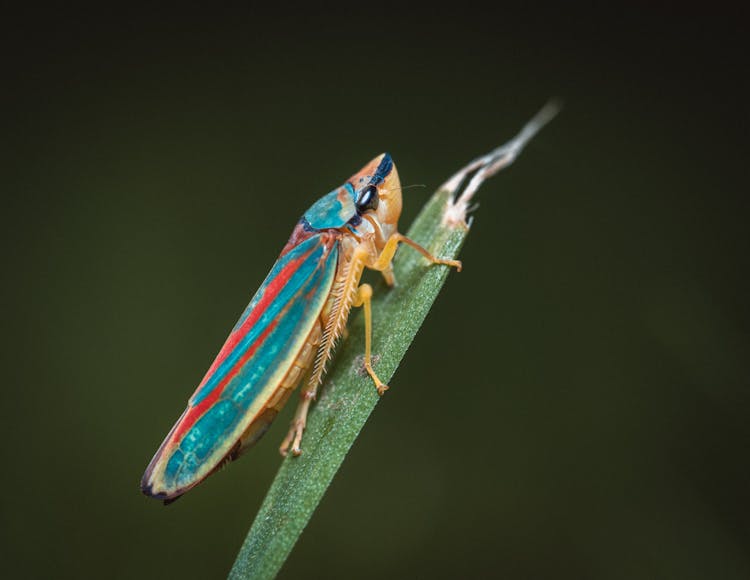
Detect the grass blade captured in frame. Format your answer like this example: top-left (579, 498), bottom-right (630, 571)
top-left (229, 104), bottom-right (557, 579)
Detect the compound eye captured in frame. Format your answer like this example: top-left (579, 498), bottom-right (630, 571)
top-left (356, 185), bottom-right (379, 213)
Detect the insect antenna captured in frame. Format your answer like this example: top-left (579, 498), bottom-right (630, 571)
top-left (381, 183), bottom-right (425, 198)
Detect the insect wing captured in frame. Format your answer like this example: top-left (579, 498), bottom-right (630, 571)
top-left (142, 233), bottom-right (338, 500)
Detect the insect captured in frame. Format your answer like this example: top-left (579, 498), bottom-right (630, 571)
top-left (141, 154), bottom-right (461, 503)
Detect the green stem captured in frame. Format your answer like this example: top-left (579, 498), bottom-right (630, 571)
top-left (228, 103), bottom-right (557, 580)
top-left (228, 188), bottom-right (465, 580)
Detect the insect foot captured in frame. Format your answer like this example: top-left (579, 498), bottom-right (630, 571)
top-left (440, 258), bottom-right (462, 272)
top-left (279, 419), bottom-right (306, 457)
top-left (376, 383), bottom-right (390, 396)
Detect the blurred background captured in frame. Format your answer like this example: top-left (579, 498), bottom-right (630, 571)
top-left (2, 4), bottom-right (748, 579)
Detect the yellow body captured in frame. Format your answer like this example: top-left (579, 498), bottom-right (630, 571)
top-left (278, 154), bottom-right (461, 455)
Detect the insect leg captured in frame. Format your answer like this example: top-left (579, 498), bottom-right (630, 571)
top-left (279, 379), bottom-right (317, 457)
top-left (278, 322), bottom-right (324, 457)
top-left (352, 283), bottom-right (389, 395)
top-left (368, 232), bottom-right (462, 273)
top-left (380, 263), bottom-right (396, 287)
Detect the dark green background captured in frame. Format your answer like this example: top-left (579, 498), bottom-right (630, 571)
top-left (3, 5), bottom-right (748, 579)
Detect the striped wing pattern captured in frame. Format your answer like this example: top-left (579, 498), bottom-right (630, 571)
top-left (142, 233), bottom-right (338, 499)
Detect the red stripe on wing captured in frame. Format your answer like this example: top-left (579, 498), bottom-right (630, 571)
top-left (172, 320), bottom-right (278, 444)
top-left (196, 248), bottom-right (314, 389)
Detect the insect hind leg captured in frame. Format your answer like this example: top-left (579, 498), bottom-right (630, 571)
top-left (279, 387), bottom-right (316, 457)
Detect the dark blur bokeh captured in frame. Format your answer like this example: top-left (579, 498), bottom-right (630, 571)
top-left (2, 5), bottom-right (748, 579)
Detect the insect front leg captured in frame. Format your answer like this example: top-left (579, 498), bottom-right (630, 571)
top-left (369, 232), bottom-right (462, 275)
top-left (350, 233), bottom-right (460, 395)
top-left (381, 264), bottom-right (396, 287)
